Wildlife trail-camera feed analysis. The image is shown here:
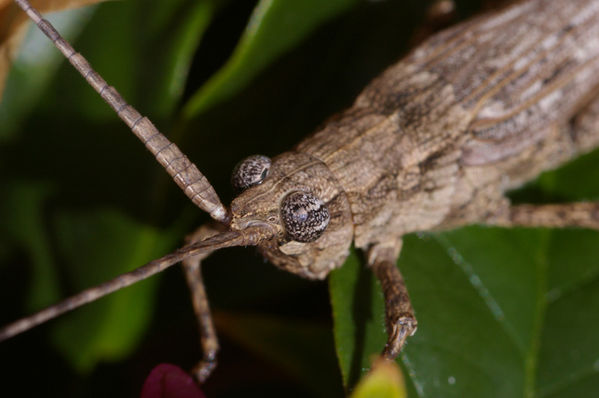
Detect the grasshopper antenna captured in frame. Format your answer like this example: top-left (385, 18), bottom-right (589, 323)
top-left (2, 0), bottom-right (276, 344)
top-left (13, 0), bottom-right (228, 222)
top-left (0, 228), bottom-right (266, 341)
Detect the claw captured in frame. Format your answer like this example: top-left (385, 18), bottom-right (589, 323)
top-left (383, 316), bottom-right (418, 359)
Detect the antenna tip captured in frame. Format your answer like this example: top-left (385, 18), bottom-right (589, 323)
top-left (210, 206), bottom-right (229, 223)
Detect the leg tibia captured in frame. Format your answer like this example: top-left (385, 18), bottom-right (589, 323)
top-left (182, 223), bottom-right (227, 382)
top-left (490, 202), bottom-right (599, 229)
top-left (367, 241), bottom-right (418, 359)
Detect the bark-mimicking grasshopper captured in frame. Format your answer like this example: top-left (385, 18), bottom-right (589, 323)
top-left (3, 0), bottom-right (599, 385)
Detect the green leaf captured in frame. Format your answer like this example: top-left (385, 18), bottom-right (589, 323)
top-left (133, 0), bottom-right (217, 117)
top-left (46, 0), bottom-right (213, 121)
top-left (329, 250), bottom-right (386, 387)
top-left (50, 209), bottom-right (179, 372)
top-left (331, 148), bottom-right (599, 397)
top-left (0, 181), bottom-right (59, 311)
top-left (182, 0), bottom-right (359, 119)
top-left (537, 149), bottom-right (599, 200)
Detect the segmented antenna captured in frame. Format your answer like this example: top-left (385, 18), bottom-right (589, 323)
top-left (13, 0), bottom-right (228, 222)
top-left (0, 230), bottom-right (258, 341)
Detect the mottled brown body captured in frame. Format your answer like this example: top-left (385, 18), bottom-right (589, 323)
top-left (5, 0), bottom-right (599, 384)
top-left (239, 0), bottom-right (599, 279)
top-left (344, 0), bottom-right (599, 235)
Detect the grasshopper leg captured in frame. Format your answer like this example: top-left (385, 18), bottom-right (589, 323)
top-left (181, 223), bottom-right (227, 382)
top-left (367, 240), bottom-right (418, 359)
top-left (489, 202), bottom-right (599, 229)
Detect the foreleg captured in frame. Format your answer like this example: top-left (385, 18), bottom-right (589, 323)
top-left (181, 223), bottom-right (227, 382)
top-left (367, 240), bottom-right (418, 359)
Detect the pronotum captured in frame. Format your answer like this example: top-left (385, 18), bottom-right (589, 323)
top-left (2, 0), bottom-right (599, 394)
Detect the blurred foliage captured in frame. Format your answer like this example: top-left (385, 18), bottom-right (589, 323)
top-left (182, 0), bottom-right (359, 118)
top-left (350, 359), bottom-right (406, 398)
top-left (1, 0), bottom-right (599, 397)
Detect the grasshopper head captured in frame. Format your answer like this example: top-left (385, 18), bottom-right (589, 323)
top-left (229, 152), bottom-right (353, 279)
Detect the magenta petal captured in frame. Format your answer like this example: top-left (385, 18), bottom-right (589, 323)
top-left (141, 363), bottom-right (206, 398)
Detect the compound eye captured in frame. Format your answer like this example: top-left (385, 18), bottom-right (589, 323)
top-left (281, 191), bottom-right (329, 243)
top-left (231, 155), bottom-right (271, 191)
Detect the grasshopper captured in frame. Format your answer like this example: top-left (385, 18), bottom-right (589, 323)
top-left (2, 0), bottom-right (599, 391)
